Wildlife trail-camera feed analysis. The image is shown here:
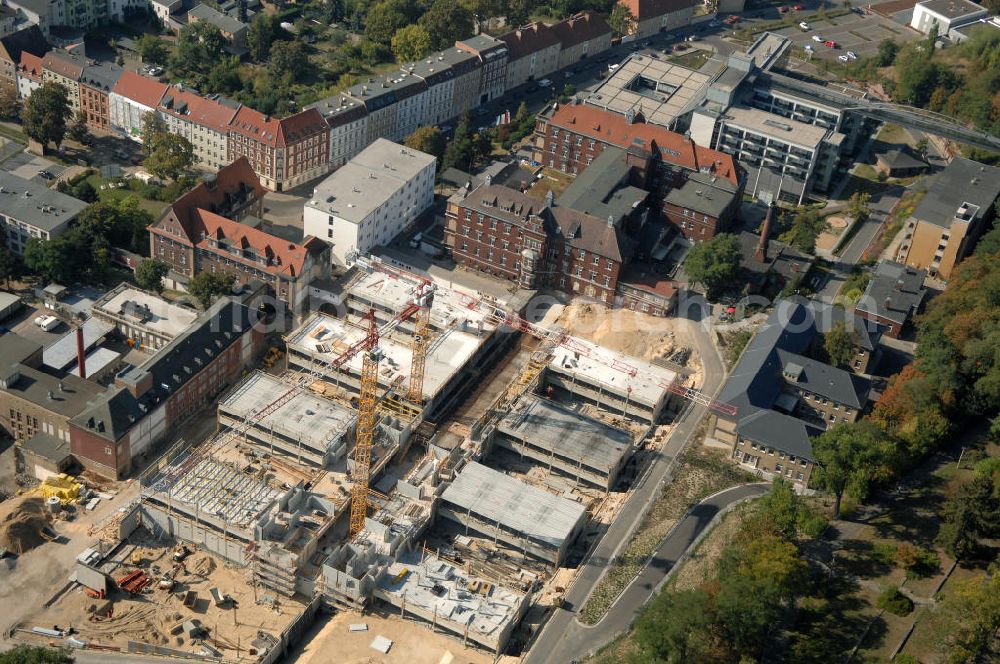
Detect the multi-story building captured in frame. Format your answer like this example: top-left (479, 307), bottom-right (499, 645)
top-left (0, 171), bottom-right (88, 254)
top-left (91, 283), bottom-right (199, 352)
top-left (617, 0), bottom-right (697, 39)
top-left (151, 0), bottom-right (182, 25)
top-left (910, 0), bottom-right (987, 37)
top-left (662, 171), bottom-right (742, 242)
top-left (227, 106), bottom-right (330, 191)
top-left (4, 0), bottom-right (51, 36)
top-left (61, 0), bottom-right (110, 30)
top-left (500, 22), bottom-right (561, 89)
top-left (70, 298), bottom-right (264, 479)
top-left (402, 57), bottom-right (453, 128)
top-left (895, 156), bottom-right (1000, 281)
top-left (0, 26), bottom-right (47, 97)
top-left (156, 84), bottom-right (238, 170)
top-left (713, 300), bottom-right (872, 487)
top-left (438, 47), bottom-right (482, 118)
top-left (79, 60), bottom-right (122, 131)
top-left (306, 94), bottom-right (369, 169)
top-left (344, 74), bottom-right (427, 144)
top-left (148, 157), bottom-right (330, 311)
top-left (303, 139), bottom-right (436, 266)
top-left (550, 11), bottom-right (612, 70)
top-left (854, 260), bottom-right (927, 339)
top-left (445, 181), bottom-right (634, 303)
top-left (109, 69), bottom-right (168, 140)
top-left (16, 50), bottom-right (42, 99)
top-left (0, 5), bottom-right (19, 39)
top-left (42, 49), bottom-right (85, 113)
top-left (187, 3), bottom-right (247, 47)
top-left (456, 33), bottom-right (508, 105)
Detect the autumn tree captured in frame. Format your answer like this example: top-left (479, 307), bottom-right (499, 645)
top-left (392, 24), bottom-right (431, 63)
top-left (404, 126), bottom-right (445, 162)
top-left (609, 4), bottom-right (636, 36)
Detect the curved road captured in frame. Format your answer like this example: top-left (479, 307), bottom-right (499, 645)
top-left (524, 317), bottom-right (739, 664)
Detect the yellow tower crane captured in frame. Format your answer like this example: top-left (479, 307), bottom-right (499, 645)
top-left (349, 311), bottom-right (382, 537)
top-left (407, 283), bottom-right (435, 405)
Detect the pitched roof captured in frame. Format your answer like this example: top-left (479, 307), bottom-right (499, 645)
top-left (17, 51), bottom-right (43, 81)
top-left (875, 147), bottom-right (927, 171)
top-left (545, 103), bottom-right (739, 184)
top-left (158, 85), bottom-right (239, 133)
top-left (551, 206), bottom-right (634, 263)
top-left (459, 183), bottom-right (549, 228)
top-left (620, 0), bottom-right (698, 20)
top-left (736, 410), bottom-right (816, 461)
top-left (155, 156), bottom-right (264, 235)
top-left (227, 106), bottom-right (328, 148)
top-left (80, 61), bottom-right (123, 92)
top-left (549, 12), bottom-right (611, 48)
top-left (500, 22), bottom-right (561, 61)
top-left (191, 209), bottom-right (320, 278)
top-left (456, 33), bottom-right (507, 55)
top-left (188, 2), bottom-right (246, 34)
top-left (856, 259), bottom-right (927, 325)
top-left (775, 348), bottom-right (870, 409)
top-left (42, 49), bottom-right (86, 80)
top-left (111, 70), bottom-right (169, 109)
top-left (0, 25), bottom-right (47, 65)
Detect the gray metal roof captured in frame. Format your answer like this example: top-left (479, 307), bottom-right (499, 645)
top-left (80, 61), bottom-right (124, 92)
top-left (1, 364), bottom-right (104, 419)
top-left (43, 318), bottom-right (113, 371)
top-left (0, 172), bottom-right (88, 232)
top-left (918, 0), bottom-right (985, 20)
top-left (0, 333), bottom-right (40, 369)
top-left (790, 295), bottom-right (882, 351)
top-left (736, 410), bottom-right (815, 461)
top-left (556, 146), bottom-right (649, 222)
top-left (458, 34), bottom-right (507, 53)
top-left (188, 3), bottom-right (246, 34)
top-left (441, 461), bottom-right (586, 548)
top-left (856, 259), bottom-right (927, 326)
top-left (663, 172), bottom-right (738, 219)
top-left (775, 349), bottom-right (870, 409)
top-left (22, 431), bottom-right (70, 463)
top-left (911, 156), bottom-right (1000, 228)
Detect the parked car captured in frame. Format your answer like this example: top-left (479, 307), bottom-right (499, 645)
top-left (838, 54), bottom-right (850, 62)
top-left (538, 78), bottom-right (553, 87)
top-left (824, 40), bottom-right (837, 48)
top-left (37, 170), bottom-right (53, 180)
top-left (804, 44), bottom-right (814, 52)
top-left (812, 35), bottom-right (823, 42)
top-left (846, 51), bottom-right (858, 59)
top-left (724, 15), bottom-right (739, 24)
top-left (778, 5), bottom-right (789, 13)
top-left (409, 232), bottom-right (423, 249)
top-left (793, 4), bottom-right (804, 9)
top-left (686, 35), bottom-right (698, 42)
top-left (799, 21), bottom-right (811, 30)
top-left (148, 67), bottom-right (163, 77)
top-left (34, 315), bottom-right (59, 332)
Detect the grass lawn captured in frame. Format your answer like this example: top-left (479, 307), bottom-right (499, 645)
top-left (877, 123), bottom-right (913, 146)
top-left (85, 173), bottom-right (170, 216)
top-left (525, 168), bottom-right (574, 202)
top-left (853, 163), bottom-right (880, 181)
top-left (668, 50), bottom-right (711, 70)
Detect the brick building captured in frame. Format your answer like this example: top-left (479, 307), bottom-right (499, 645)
top-left (534, 102), bottom-right (742, 240)
top-left (227, 107), bottom-right (330, 191)
top-left (79, 61), bottom-right (123, 131)
top-left (149, 157), bottom-right (330, 311)
top-left (456, 33), bottom-right (509, 105)
top-left (69, 298), bottom-right (263, 479)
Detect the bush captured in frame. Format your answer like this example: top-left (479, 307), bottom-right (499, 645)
top-left (872, 541), bottom-right (897, 566)
top-left (797, 511), bottom-right (829, 539)
top-left (894, 654), bottom-right (922, 664)
top-left (894, 542), bottom-right (940, 579)
top-left (877, 586), bottom-right (914, 616)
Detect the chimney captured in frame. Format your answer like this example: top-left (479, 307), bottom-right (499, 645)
top-left (756, 203), bottom-right (775, 263)
top-left (607, 214), bottom-right (614, 228)
top-left (895, 279), bottom-right (904, 291)
top-left (545, 189), bottom-right (554, 207)
top-left (76, 326), bottom-right (86, 380)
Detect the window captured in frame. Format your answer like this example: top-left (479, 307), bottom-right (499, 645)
top-left (775, 463), bottom-right (782, 473)
top-left (592, 255), bottom-right (599, 265)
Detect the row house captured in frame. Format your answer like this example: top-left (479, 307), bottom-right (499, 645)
top-left (344, 74), bottom-right (426, 144)
top-left (149, 157), bottom-right (330, 310)
top-left (456, 33), bottom-right (509, 105)
top-left (157, 85), bottom-right (238, 171)
top-left (42, 49), bottom-right (86, 113)
top-left (79, 60), bottom-right (122, 131)
top-left (445, 182), bottom-right (634, 304)
top-left (618, 0), bottom-right (698, 39)
top-left (69, 298), bottom-right (264, 479)
top-left (550, 12), bottom-right (613, 71)
top-left (0, 25), bottom-right (46, 97)
top-left (535, 102), bottom-right (742, 240)
top-left (306, 95), bottom-right (369, 169)
top-left (226, 106), bottom-right (330, 191)
top-left (500, 22), bottom-right (561, 90)
top-left (16, 51), bottom-right (42, 99)
top-left (109, 70), bottom-right (169, 140)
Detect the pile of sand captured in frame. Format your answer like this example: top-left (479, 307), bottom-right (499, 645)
top-left (0, 496), bottom-right (52, 554)
top-left (555, 303), bottom-right (686, 361)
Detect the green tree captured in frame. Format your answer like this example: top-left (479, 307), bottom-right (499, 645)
top-left (932, 565), bottom-right (1000, 663)
top-left (633, 589), bottom-right (719, 663)
top-left (938, 475), bottom-right (1000, 559)
top-left (77, 196), bottom-right (155, 254)
top-left (67, 111), bottom-right (89, 143)
top-left (364, 0), bottom-right (407, 45)
top-left (268, 40), bottom-right (307, 82)
top-left (0, 245), bottom-right (22, 288)
top-left (780, 208), bottom-right (828, 254)
top-left (247, 13), bottom-right (279, 62)
top-left (974, 225), bottom-right (1000, 257)
top-left (22, 82), bottom-right (69, 148)
top-left (419, 0), bottom-right (474, 50)
top-left (136, 34), bottom-right (169, 65)
top-left (207, 58), bottom-right (243, 95)
top-left (188, 271), bottom-right (236, 308)
top-left (442, 118), bottom-right (477, 172)
top-left (404, 126), bottom-right (445, 162)
top-left (609, 4), bottom-right (636, 36)
top-left (24, 234), bottom-right (84, 283)
top-left (824, 320), bottom-right (858, 368)
top-left (847, 191), bottom-right (870, 221)
top-left (0, 86), bottom-right (19, 120)
top-left (140, 111), bottom-right (168, 153)
top-left (683, 233), bottom-right (741, 299)
top-left (812, 421), bottom-right (894, 518)
top-left (0, 645), bottom-right (73, 664)
top-left (135, 258), bottom-right (169, 293)
top-left (141, 116), bottom-right (194, 181)
top-left (875, 39), bottom-right (899, 66)
top-left (391, 24), bottom-right (431, 63)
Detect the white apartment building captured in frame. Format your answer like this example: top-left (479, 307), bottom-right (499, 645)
top-left (393, 73), bottom-right (428, 141)
top-left (0, 172), bottom-right (88, 255)
top-left (109, 70), bottom-right (168, 140)
top-left (307, 95), bottom-right (370, 169)
top-left (405, 58), bottom-right (454, 127)
top-left (304, 139), bottom-right (436, 266)
top-left (910, 0), bottom-right (987, 37)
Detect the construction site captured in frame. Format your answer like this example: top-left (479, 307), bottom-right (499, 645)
top-left (10, 253), bottom-right (719, 660)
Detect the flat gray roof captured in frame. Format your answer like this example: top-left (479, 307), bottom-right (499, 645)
top-left (498, 395), bottom-right (631, 474)
top-left (441, 461), bottom-right (586, 548)
top-left (94, 286), bottom-right (198, 339)
top-left (42, 318), bottom-right (113, 371)
top-left (910, 156), bottom-right (1000, 228)
top-left (919, 0), bottom-right (985, 20)
top-left (307, 139), bottom-right (435, 225)
top-left (663, 172), bottom-right (737, 218)
top-left (723, 106), bottom-right (829, 149)
top-left (0, 172), bottom-right (88, 231)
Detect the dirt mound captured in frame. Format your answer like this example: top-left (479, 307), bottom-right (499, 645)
top-left (555, 303), bottom-right (685, 360)
top-left (0, 496), bottom-right (53, 554)
top-left (189, 554), bottom-right (216, 577)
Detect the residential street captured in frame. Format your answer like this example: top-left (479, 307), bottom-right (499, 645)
top-left (524, 316), bottom-right (735, 664)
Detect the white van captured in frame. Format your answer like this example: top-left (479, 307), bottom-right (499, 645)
top-left (34, 315), bottom-right (59, 332)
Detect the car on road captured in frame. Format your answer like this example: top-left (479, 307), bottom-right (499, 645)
top-left (686, 34), bottom-right (698, 41)
top-left (793, 3), bottom-right (804, 9)
top-left (838, 54), bottom-right (850, 62)
top-left (824, 40), bottom-right (837, 48)
top-left (779, 5), bottom-right (789, 13)
top-left (846, 50), bottom-right (858, 59)
top-left (799, 21), bottom-right (811, 30)
top-left (724, 15), bottom-right (739, 24)
top-left (812, 35), bottom-right (823, 42)
top-left (538, 78), bottom-right (553, 87)
top-left (37, 170), bottom-right (54, 180)
top-left (609, 63), bottom-right (620, 71)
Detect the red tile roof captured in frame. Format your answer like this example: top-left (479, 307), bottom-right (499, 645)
top-left (549, 12), bottom-right (611, 49)
top-left (158, 85), bottom-right (239, 133)
top-left (545, 103), bottom-right (739, 184)
top-left (620, 0), bottom-right (697, 20)
top-left (17, 51), bottom-right (42, 82)
top-left (112, 70), bottom-right (168, 109)
top-left (191, 209), bottom-right (317, 278)
top-left (619, 265), bottom-right (679, 299)
top-left (500, 22), bottom-right (561, 61)
top-left (42, 49), bottom-right (85, 80)
top-left (164, 156), bottom-right (265, 233)
top-left (227, 106), bottom-right (328, 147)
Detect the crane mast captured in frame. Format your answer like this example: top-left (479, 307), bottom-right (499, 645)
top-left (407, 283), bottom-right (435, 405)
top-left (349, 310), bottom-right (381, 537)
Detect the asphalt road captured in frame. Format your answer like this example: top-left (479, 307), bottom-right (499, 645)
top-left (524, 317), bottom-right (731, 664)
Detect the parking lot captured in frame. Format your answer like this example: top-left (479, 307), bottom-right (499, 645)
top-left (771, 10), bottom-right (921, 62)
top-left (1, 149), bottom-right (68, 183)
